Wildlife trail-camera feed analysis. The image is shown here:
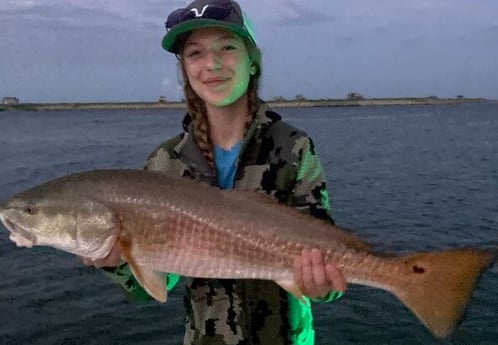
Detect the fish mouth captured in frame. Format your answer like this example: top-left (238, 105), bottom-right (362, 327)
top-left (0, 214), bottom-right (36, 248)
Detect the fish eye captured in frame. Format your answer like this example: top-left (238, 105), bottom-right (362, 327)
top-left (23, 206), bottom-right (37, 215)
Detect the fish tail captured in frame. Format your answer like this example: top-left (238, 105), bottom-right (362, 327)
top-left (390, 248), bottom-right (495, 339)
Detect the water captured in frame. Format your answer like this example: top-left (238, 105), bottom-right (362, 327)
top-left (0, 103), bottom-right (497, 344)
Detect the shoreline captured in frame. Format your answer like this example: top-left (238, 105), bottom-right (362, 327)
top-left (0, 97), bottom-right (488, 112)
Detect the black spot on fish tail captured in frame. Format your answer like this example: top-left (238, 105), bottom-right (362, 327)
top-left (412, 265), bottom-right (426, 274)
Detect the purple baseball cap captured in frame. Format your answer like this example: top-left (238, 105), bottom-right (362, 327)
top-left (162, 0), bottom-right (257, 54)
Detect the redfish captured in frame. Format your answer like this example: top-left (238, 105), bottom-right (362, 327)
top-left (0, 169), bottom-right (495, 339)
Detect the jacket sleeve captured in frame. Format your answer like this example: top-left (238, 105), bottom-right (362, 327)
top-left (291, 136), bottom-right (334, 222)
top-left (102, 265), bottom-right (180, 301)
top-left (292, 136), bottom-right (343, 303)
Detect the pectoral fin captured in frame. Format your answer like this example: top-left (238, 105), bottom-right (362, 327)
top-left (118, 238), bottom-right (167, 302)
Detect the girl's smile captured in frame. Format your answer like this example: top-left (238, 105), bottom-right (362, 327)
top-left (203, 76), bottom-right (230, 87)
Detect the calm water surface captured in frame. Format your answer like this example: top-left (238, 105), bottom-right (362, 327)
top-left (0, 103), bottom-right (497, 344)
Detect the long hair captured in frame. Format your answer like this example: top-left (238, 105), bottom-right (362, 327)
top-left (178, 37), bottom-right (262, 170)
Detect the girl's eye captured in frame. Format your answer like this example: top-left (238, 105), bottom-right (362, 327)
top-left (221, 44), bottom-right (236, 51)
top-left (185, 50), bottom-right (202, 58)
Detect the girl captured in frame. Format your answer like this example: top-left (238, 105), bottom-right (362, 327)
top-left (85, 1), bottom-right (347, 344)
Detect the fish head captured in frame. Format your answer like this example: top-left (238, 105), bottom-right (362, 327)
top-left (0, 179), bottom-right (119, 260)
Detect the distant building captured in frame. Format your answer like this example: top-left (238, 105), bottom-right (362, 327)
top-left (347, 92), bottom-right (364, 100)
top-left (2, 97), bottom-right (19, 105)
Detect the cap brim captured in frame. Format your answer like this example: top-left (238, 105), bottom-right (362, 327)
top-left (162, 18), bottom-right (252, 53)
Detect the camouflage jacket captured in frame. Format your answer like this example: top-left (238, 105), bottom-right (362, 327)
top-left (104, 102), bottom-right (342, 345)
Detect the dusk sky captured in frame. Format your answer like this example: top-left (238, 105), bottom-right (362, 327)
top-left (1, 0), bottom-right (497, 103)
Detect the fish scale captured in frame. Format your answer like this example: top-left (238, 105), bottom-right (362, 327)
top-left (0, 169), bottom-right (495, 339)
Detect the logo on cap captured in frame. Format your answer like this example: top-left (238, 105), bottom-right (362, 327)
top-left (190, 5), bottom-right (209, 18)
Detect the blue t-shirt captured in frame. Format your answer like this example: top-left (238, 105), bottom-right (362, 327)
top-left (214, 142), bottom-right (242, 190)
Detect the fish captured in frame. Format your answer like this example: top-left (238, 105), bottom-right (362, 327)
top-left (0, 169), bottom-right (495, 339)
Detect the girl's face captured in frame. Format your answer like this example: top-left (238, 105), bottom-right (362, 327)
top-left (181, 27), bottom-right (253, 108)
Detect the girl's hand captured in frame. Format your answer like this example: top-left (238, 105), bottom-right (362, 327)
top-left (294, 248), bottom-right (347, 298)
